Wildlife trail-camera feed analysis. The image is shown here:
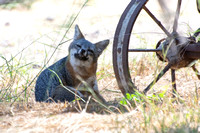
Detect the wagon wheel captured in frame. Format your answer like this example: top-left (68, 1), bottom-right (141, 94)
top-left (113, 0), bottom-right (200, 96)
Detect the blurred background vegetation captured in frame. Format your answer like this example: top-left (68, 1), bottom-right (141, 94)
top-left (0, 0), bottom-right (35, 9)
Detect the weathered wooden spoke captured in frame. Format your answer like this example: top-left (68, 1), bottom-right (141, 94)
top-left (192, 65), bottom-right (200, 80)
top-left (143, 64), bottom-right (171, 94)
top-left (143, 6), bottom-right (171, 37)
top-left (171, 69), bottom-right (177, 96)
top-left (128, 49), bottom-right (161, 52)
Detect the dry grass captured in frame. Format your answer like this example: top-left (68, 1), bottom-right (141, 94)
top-left (0, 94), bottom-right (200, 133)
top-left (1, 0), bottom-right (200, 132)
top-left (1, 61), bottom-right (200, 132)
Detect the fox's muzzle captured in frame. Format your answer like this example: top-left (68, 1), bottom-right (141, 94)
top-left (79, 49), bottom-right (88, 57)
top-left (75, 49), bottom-right (89, 61)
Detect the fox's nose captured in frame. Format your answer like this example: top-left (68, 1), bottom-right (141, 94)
top-left (79, 49), bottom-right (88, 57)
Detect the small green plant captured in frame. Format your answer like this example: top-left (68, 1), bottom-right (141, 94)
top-left (194, 28), bottom-right (200, 42)
top-left (119, 91), bottom-right (143, 106)
top-left (119, 89), bottom-right (166, 107)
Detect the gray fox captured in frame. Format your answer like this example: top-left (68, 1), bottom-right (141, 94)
top-left (35, 25), bottom-right (109, 104)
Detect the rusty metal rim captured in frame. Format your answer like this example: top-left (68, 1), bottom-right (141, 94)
top-left (113, 0), bottom-right (148, 96)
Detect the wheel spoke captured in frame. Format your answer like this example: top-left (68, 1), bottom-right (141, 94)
top-left (171, 69), bottom-right (177, 96)
top-left (143, 63), bottom-right (171, 94)
top-left (173, 0), bottom-right (182, 32)
top-left (143, 6), bottom-right (171, 37)
top-left (192, 65), bottom-right (200, 80)
top-left (128, 49), bottom-right (161, 52)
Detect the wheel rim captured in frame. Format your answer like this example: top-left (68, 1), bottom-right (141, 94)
top-left (113, 0), bottom-right (148, 96)
top-left (113, 0), bottom-right (200, 96)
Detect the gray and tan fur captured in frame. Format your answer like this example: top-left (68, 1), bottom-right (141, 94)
top-left (35, 25), bottom-right (109, 103)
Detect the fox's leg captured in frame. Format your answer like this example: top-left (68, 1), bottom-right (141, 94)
top-left (79, 77), bottom-right (107, 104)
top-left (51, 85), bottom-right (76, 102)
top-left (92, 79), bottom-right (107, 104)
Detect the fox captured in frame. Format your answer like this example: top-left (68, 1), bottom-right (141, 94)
top-left (35, 25), bottom-right (109, 104)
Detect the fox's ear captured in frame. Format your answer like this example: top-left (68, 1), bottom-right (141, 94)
top-left (74, 25), bottom-right (85, 40)
top-left (95, 39), bottom-right (109, 57)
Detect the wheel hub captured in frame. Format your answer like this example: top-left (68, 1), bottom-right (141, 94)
top-left (156, 35), bottom-right (195, 69)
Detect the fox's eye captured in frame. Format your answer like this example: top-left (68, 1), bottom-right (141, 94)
top-left (88, 49), bottom-right (94, 54)
top-left (76, 44), bottom-right (81, 48)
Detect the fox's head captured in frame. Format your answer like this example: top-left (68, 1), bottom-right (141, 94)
top-left (68, 25), bottom-right (109, 69)
top-left (68, 25), bottom-right (109, 78)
